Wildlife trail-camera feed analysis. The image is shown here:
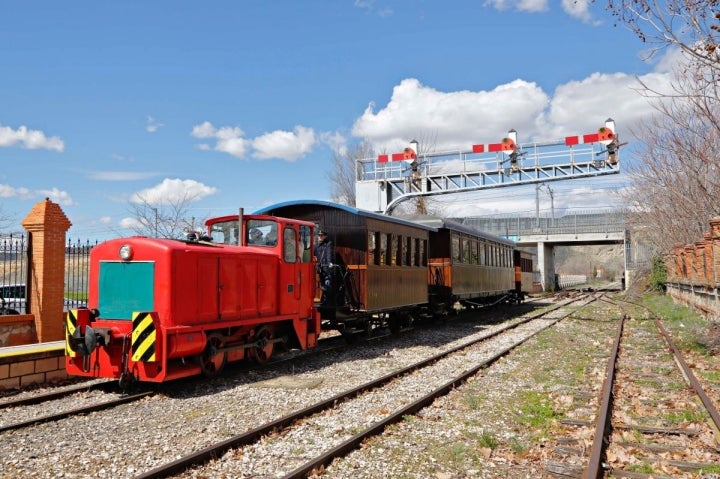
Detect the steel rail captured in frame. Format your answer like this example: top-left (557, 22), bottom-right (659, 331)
top-left (135, 294), bottom-right (595, 479)
top-left (584, 314), bottom-right (625, 479)
top-left (279, 311), bottom-right (576, 479)
top-left (0, 380), bottom-right (114, 409)
top-left (654, 318), bottom-right (720, 432)
top-left (0, 391), bottom-right (153, 433)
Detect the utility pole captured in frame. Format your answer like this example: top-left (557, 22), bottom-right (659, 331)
top-left (535, 183), bottom-right (555, 229)
top-left (535, 184), bottom-right (540, 228)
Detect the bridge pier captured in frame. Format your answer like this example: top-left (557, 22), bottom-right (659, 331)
top-left (537, 242), bottom-right (556, 292)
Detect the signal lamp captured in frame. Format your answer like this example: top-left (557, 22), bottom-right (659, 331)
top-left (606, 142), bottom-right (618, 165)
top-left (509, 152), bottom-right (519, 171)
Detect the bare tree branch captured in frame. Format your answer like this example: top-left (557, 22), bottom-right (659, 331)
top-left (621, 65), bottom-right (720, 252)
top-left (326, 140), bottom-right (375, 206)
top-left (128, 192), bottom-right (207, 239)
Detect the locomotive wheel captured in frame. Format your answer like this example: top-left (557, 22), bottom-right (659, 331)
top-left (248, 326), bottom-right (274, 364)
top-left (199, 333), bottom-right (227, 376)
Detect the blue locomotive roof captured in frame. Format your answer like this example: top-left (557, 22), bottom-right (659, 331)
top-left (253, 199), bottom-right (437, 232)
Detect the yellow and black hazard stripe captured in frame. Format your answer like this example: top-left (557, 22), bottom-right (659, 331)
top-left (65, 310), bottom-right (79, 357)
top-left (131, 312), bottom-right (157, 362)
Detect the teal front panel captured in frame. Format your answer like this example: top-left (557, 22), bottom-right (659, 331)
top-left (99, 261), bottom-right (155, 320)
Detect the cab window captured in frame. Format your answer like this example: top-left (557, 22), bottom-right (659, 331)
top-left (283, 227), bottom-right (297, 263)
top-left (299, 225), bottom-right (312, 263)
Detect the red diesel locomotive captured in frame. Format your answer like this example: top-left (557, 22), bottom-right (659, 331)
top-left (66, 200), bottom-right (533, 385)
top-left (65, 212), bottom-right (318, 385)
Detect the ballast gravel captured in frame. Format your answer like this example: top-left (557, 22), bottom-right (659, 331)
top-left (0, 296), bottom-right (621, 479)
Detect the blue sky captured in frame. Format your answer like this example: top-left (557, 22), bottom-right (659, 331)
top-left (1, 1), bottom-right (673, 240)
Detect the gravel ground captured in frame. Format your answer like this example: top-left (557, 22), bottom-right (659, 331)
top-left (0, 298), bottom-right (557, 479)
top-left (2, 293), bottom-right (716, 479)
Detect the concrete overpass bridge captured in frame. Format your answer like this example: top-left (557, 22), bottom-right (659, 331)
top-left (458, 210), bottom-right (650, 291)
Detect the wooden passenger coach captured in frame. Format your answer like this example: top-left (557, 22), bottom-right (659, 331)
top-left (407, 216), bottom-right (518, 309)
top-left (254, 200), bottom-right (434, 316)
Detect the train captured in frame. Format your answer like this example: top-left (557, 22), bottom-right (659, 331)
top-left (65, 200), bottom-right (535, 385)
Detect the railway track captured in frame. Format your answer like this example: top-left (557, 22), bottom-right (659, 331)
top-left (0, 379), bottom-right (115, 409)
top-left (0, 294), bottom-right (585, 478)
top-left (0, 390), bottom-right (154, 433)
top-left (133, 293), bottom-right (596, 479)
top-left (546, 297), bottom-right (720, 478)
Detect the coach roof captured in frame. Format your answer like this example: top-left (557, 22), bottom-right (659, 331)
top-left (253, 199), bottom-right (437, 232)
top-left (400, 214), bottom-right (516, 247)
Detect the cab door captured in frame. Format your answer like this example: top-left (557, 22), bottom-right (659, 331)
top-left (278, 224), bottom-right (301, 315)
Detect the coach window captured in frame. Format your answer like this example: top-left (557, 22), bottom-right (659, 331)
top-left (463, 238), bottom-right (471, 263)
top-left (368, 231), bottom-right (376, 265)
top-left (397, 235), bottom-right (404, 266)
top-left (452, 235), bottom-right (460, 262)
top-left (283, 227), bottom-right (297, 263)
top-left (380, 233), bottom-right (388, 265)
top-left (420, 239), bottom-right (427, 266)
top-left (299, 225), bottom-right (312, 262)
top-left (413, 238), bottom-right (420, 266)
top-left (479, 241), bottom-right (486, 265)
top-left (405, 236), bottom-right (413, 266)
top-left (390, 234), bottom-right (398, 265)
top-left (469, 240), bottom-right (477, 264)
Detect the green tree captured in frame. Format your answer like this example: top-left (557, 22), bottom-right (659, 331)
top-left (650, 255), bottom-right (667, 291)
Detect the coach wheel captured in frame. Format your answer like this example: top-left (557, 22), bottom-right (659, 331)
top-left (249, 326), bottom-right (274, 364)
top-left (199, 333), bottom-right (227, 376)
top-left (389, 313), bottom-right (401, 335)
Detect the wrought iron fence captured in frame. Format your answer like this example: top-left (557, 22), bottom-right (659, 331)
top-left (0, 234), bottom-right (28, 313)
top-left (65, 238), bottom-right (97, 310)
top-left (0, 234), bottom-right (96, 314)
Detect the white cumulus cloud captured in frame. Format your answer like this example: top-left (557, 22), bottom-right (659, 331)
top-left (0, 184), bottom-right (33, 199)
top-left (119, 217), bottom-right (144, 229)
top-left (37, 188), bottom-right (75, 206)
top-left (191, 121), bottom-right (316, 161)
top-left (0, 123), bottom-right (65, 152)
top-left (129, 178), bottom-right (217, 205)
top-left (352, 78), bottom-right (550, 152)
top-left (146, 116), bottom-right (164, 133)
top-left (252, 125), bottom-right (316, 161)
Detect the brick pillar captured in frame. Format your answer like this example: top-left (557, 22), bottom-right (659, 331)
top-left (684, 245), bottom-right (694, 283)
top-left (703, 233), bottom-right (713, 287)
top-left (710, 217), bottom-right (720, 286)
top-left (21, 199), bottom-right (72, 342)
top-left (694, 240), bottom-right (705, 285)
top-left (671, 243), bottom-right (683, 281)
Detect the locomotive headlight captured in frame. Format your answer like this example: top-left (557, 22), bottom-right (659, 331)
top-left (119, 244), bottom-right (133, 261)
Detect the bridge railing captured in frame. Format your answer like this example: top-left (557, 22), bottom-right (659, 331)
top-left (458, 209), bottom-right (626, 238)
